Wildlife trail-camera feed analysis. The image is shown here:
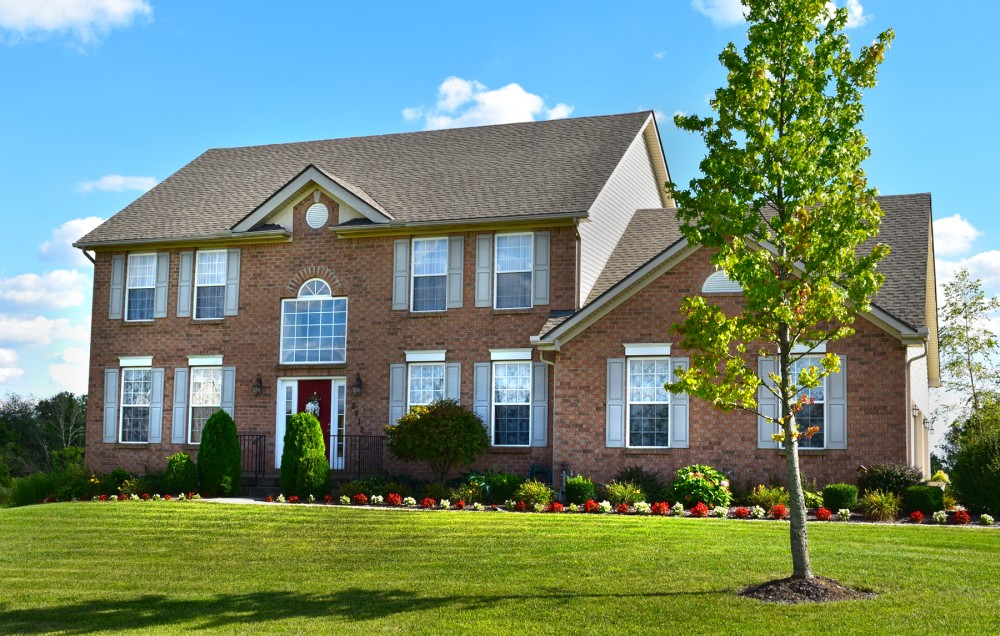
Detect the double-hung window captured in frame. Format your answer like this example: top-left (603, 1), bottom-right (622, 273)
top-left (125, 254), bottom-right (157, 322)
top-left (280, 279), bottom-right (347, 364)
top-left (189, 367), bottom-right (223, 443)
top-left (120, 367), bottom-right (152, 442)
top-left (194, 250), bottom-right (227, 319)
top-left (791, 357), bottom-right (826, 448)
top-left (492, 361), bottom-right (531, 446)
top-left (407, 363), bottom-right (445, 409)
top-left (627, 357), bottom-right (671, 448)
top-left (411, 238), bottom-right (448, 312)
top-left (495, 233), bottom-right (532, 309)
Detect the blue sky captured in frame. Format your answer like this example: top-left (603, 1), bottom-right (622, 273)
top-left (0, 0), bottom-right (997, 415)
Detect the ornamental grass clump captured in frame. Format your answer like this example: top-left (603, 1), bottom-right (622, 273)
top-left (747, 484), bottom-right (789, 510)
top-left (860, 489), bottom-right (902, 522)
top-left (564, 475), bottom-right (596, 505)
top-left (512, 480), bottom-right (554, 507)
top-left (613, 465), bottom-right (668, 503)
top-left (603, 480), bottom-right (645, 506)
top-left (668, 464), bottom-right (732, 508)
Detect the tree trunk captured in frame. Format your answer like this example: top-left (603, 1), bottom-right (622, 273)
top-left (784, 431), bottom-right (813, 579)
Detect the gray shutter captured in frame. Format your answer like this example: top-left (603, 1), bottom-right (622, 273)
top-left (669, 357), bottom-right (690, 449)
top-left (103, 368), bottom-right (119, 443)
top-left (758, 356), bottom-right (780, 449)
top-left (392, 239), bottom-right (410, 310)
top-left (531, 362), bottom-right (548, 447)
top-left (177, 251), bottom-right (194, 318)
top-left (220, 366), bottom-right (236, 418)
top-left (224, 249), bottom-right (241, 316)
top-left (154, 252), bottom-right (170, 318)
top-left (447, 236), bottom-right (464, 309)
top-left (473, 362), bottom-right (491, 430)
top-left (445, 362), bottom-right (461, 402)
top-left (109, 254), bottom-right (125, 320)
top-left (826, 355), bottom-right (847, 449)
top-left (172, 368), bottom-right (189, 444)
top-left (389, 363), bottom-right (406, 424)
top-left (475, 235), bottom-right (492, 307)
top-left (148, 368), bottom-right (165, 443)
top-left (606, 358), bottom-right (626, 447)
top-left (532, 231), bottom-right (550, 306)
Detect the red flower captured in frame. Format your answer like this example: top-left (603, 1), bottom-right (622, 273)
top-left (515, 500), bottom-right (527, 512)
top-left (583, 499), bottom-right (600, 513)
top-left (651, 502), bottom-right (670, 516)
top-left (616, 503), bottom-right (631, 514)
top-left (909, 510), bottom-right (924, 524)
top-left (98, 494), bottom-right (108, 501)
top-left (352, 493), bottom-right (369, 506)
top-left (117, 493), bottom-right (127, 502)
top-left (489, 504), bottom-right (498, 511)
top-left (953, 510), bottom-right (971, 525)
top-left (288, 495), bottom-right (300, 504)
top-left (164, 494), bottom-right (174, 501)
top-left (547, 501), bottom-right (565, 513)
top-left (816, 507), bottom-right (832, 521)
top-left (387, 493), bottom-right (402, 507)
top-left (691, 502), bottom-right (709, 518)
top-left (770, 504), bottom-right (788, 520)
top-left (142, 493), bottom-right (151, 501)
top-left (455, 499), bottom-right (466, 510)
top-left (264, 495), bottom-right (274, 503)
top-left (187, 492), bottom-right (196, 500)
top-left (733, 506), bottom-right (750, 519)
top-left (323, 494), bottom-right (334, 505)
top-left (420, 497), bottom-right (436, 509)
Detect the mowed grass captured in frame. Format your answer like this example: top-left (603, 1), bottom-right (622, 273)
top-left (0, 504), bottom-right (998, 635)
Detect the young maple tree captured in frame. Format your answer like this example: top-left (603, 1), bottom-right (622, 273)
top-left (665, 0), bottom-right (893, 580)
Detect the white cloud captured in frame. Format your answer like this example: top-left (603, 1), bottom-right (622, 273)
top-left (937, 251), bottom-right (1000, 288)
top-left (76, 174), bottom-right (157, 194)
top-left (0, 0), bottom-right (151, 44)
top-left (50, 346), bottom-right (89, 393)
top-left (40, 216), bottom-right (104, 266)
top-left (0, 270), bottom-right (90, 310)
top-left (653, 110), bottom-right (667, 123)
top-left (825, 0), bottom-right (869, 28)
top-left (691, 0), bottom-right (747, 27)
top-left (653, 51), bottom-right (666, 60)
top-left (0, 314), bottom-right (89, 347)
top-left (0, 348), bottom-right (22, 383)
top-left (404, 77), bottom-right (574, 131)
top-left (933, 214), bottom-right (981, 257)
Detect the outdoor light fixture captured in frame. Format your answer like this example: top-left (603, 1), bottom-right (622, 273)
top-left (352, 373), bottom-right (363, 397)
top-left (252, 374), bottom-right (264, 397)
top-left (912, 403), bottom-right (920, 419)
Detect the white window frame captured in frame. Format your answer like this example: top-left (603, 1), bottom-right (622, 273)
top-left (625, 356), bottom-right (672, 449)
top-left (279, 279), bottom-right (348, 365)
top-left (494, 232), bottom-right (533, 310)
top-left (193, 249), bottom-right (227, 321)
top-left (491, 360), bottom-right (532, 447)
top-left (410, 237), bottom-right (449, 313)
top-left (125, 253), bottom-right (157, 323)
top-left (406, 362), bottom-right (446, 410)
top-left (119, 366), bottom-right (153, 443)
top-left (792, 355), bottom-right (828, 450)
top-left (188, 366), bottom-right (223, 444)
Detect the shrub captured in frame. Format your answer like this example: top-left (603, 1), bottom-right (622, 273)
top-left (51, 447), bottom-right (85, 472)
top-left (803, 490), bottom-right (824, 508)
top-left (613, 466), bottom-right (667, 503)
top-left (420, 482), bottom-right (451, 502)
top-left (165, 453), bottom-right (199, 494)
top-left (280, 412), bottom-right (325, 498)
top-left (815, 507), bottom-right (832, 521)
top-left (564, 475), bottom-right (596, 505)
top-left (603, 480), bottom-right (644, 506)
top-left (513, 480), bottom-right (554, 507)
top-left (950, 425), bottom-right (1000, 514)
top-left (386, 399), bottom-right (488, 483)
top-left (101, 468), bottom-right (133, 494)
top-left (770, 503), bottom-right (788, 520)
top-left (197, 410), bottom-right (242, 496)
top-left (450, 481), bottom-right (484, 504)
top-left (9, 472), bottom-right (61, 507)
top-left (953, 509), bottom-right (971, 525)
top-left (746, 484), bottom-right (789, 510)
top-left (902, 485), bottom-right (945, 516)
top-left (860, 489), bottom-right (902, 522)
top-left (733, 506), bottom-right (750, 519)
top-left (822, 483), bottom-right (858, 511)
top-left (929, 469), bottom-right (950, 484)
top-left (691, 502), bottom-right (709, 517)
top-left (909, 510), bottom-right (924, 523)
top-left (296, 450), bottom-right (331, 498)
top-left (380, 480), bottom-right (412, 499)
top-left (857, 461), bottom-right (923, 496)
top-left (471, 471), bottom-right (523, 503)
top-left (669, 464), bottom-right (732, 508)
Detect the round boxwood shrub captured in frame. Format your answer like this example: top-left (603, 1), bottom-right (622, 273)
top-left (564, 475), bottom-right (595, 504)
top-left (280, 412), bottom-right (326, 497)
top-left (822, 483), bottom-right (858, 511)
top-left (197, 410), bottom-right (241, 496)
top-left (386, 399), bottom-right (488, 483)
top-left (902, 485), bottom-right (944, 515)
top-left (950, 426), bottom-right (1000, 514)
top-left (857, 461), bottom-right (922, 495)
top-left (512, 480), bottom-right (554, 507)
top-left (165, 452), bottom-right (199, 494)
top-left (669, 464), bottom-right (732, 508)
top-left (296, 449), bottom-right (331, 498)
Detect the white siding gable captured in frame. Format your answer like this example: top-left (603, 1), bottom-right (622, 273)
top-left (908, 346), bottom-right (929, 416)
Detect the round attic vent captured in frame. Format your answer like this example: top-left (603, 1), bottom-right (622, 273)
top-left (306, 203), bottom-right (329, 229)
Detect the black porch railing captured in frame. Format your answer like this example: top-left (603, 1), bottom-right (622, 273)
top-left (333, 435), bottom-right (385, 480)
top-left (238, 434), bottom-right (266, 486)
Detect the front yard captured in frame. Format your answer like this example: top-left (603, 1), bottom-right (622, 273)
top-left (1, 503), bottom-right (998, 634)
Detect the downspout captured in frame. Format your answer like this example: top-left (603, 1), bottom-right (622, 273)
top-left (905, 343), bottom-right (928, 468)
top-left (79, 248), bottom-right (96, 265)
top-left (538, 350), bottom-right (559, 495)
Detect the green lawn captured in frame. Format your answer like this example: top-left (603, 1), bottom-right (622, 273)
top-left (1, 503), bottom-right (998, 635)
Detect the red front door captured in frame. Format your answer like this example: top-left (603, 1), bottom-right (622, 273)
top-left (296, 379), bottom-right (332, 464)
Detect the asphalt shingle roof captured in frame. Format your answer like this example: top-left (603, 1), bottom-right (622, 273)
top-left (77, 112), bottom-right (652, 246)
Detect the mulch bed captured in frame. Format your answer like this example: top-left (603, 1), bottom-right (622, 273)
top-left (739, 576), bottom-right (877, 604)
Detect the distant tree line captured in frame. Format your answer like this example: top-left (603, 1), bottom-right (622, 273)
top-left (0, 392), bottom-right (87, 479)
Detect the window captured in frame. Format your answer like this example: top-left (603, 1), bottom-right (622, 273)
top-left (495, 233), bottom-right (532, 309)
top-left (189, 367), bottom-right (223, 443)
top-left (120, 368), bottom-right (152, 442)
top-left (407, 363), bottom-right (445, 408)
top-left (627, 358), bottom-right (671, 448)
top-left (125, 254), bottom-right (156, 321)
top-left (492, 361), bottom-right (531, 446)
top-left (195, 251), bottom-right (227, 319)
top-left (411, 237), bottom-right (448, 312)
top-left (280, 279), bottom-right (347, 364)
top-left (702, 269), bottom-right (743, 293)
top-left (792, 357), bottom-right (826, 449)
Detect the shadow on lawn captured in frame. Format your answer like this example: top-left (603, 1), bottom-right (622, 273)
top-left (0, 588), bottom-right (723, 633)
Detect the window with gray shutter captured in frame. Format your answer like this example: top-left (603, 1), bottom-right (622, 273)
top-left (154, 253), bottom-right (170, 318)
top-left (223, 249), bottom-right (241, 316)
top-left (392, 239), bottom-right (410, 310)
top-left (473, 362), bottom-right (490, 428)
top-left (474, 235), bottom-right (492, 307)
top-left (148, 368), bottom-right (165, 443)
top-left (447, 235), bottom-right (464, 308)
top-left (177, 251), bottom-right (194, 318)
top-left (757, 357), bottom-right (780, 449)
top-left (445, 362), bottom-right (461, 402)
top-left (606, 358), bottom-right (625, 447)
top-left (172, 368), bottom-right (189, 444)
top-left (531, 362), bottom-right (548, 447)
top-left (389, 363), bottom-right (406, 424)
top-left (220, 366), bottom-right (236, 417)
top-left (669, 358), bottom-right (690, 448)
top-left (109, 254), bottom-right (125, 320)
top-left (532, 231), bottom-right (550, 306)
top-left (103, 368), bottom-right (119, 442)
top-left (826, 356), bottom-right (847, 449)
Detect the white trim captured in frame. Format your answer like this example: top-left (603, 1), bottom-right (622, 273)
top-left (405, 350), bottom-right (447, 363)
top-left (791, 341), bottom-right (827, 354)
top-left (274, 376), bottom-right (347, 470)
top-left (279, 295), bottom-right (348, 365)
top-left (119, 356), bottom-right (153, 367)
top-left (625, 356), bottom-right (672, 449)
top-left (624, 343), bottom-right (672, 357)
top-left (298, 278), bottom-right (332, 298)
top-left (490, 348), bottom-right (532, 361)
top-left (410, 236), bottom-right (448, 313)
top-left (124, 252), bottom-right (157, 323)
top-left (494, 231), bottom-right (533, 310)
top-left (119, 366), bottom-right (152, 444)
top-left (187, 355), bottom-right (223, 366)
top-left (193, 249), bottom-right (227, 320)
top-left (490, 360), bottom-right (532, 448)
top-left (702, 269), bottom-right (743, 293)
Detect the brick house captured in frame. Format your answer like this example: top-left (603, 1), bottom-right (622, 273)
top-left (76, 112), bottom-right (939, 489)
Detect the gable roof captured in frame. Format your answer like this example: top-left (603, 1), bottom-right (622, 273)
top-left (77, 112), bottom-right (656, 247)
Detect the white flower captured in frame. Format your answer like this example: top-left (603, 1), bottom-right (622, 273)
top-left (370, 495), bottom-right (384, 505)
top-left (306, 494), bottom-right (316, 503)
top-left (533, 502), bottom-right (546, 513)
top-left (192, 493), bottom-right (201, 500)
top-left (713, 506), bottom-right (728, 518)
top-left (504, 499), bottom-right (517, 510)
top-left (439, 499), bottom-right (450, 509)
top-left (403, 496), bottom-right (417, 507)
top-left (635, 501), bottom-right (652, 515)
top-left (178, 493), bottom-right (186, 501)
top-left (277, 494), bottom-right (286, 503)
top-left (980, 514), bottom-right (994, 526)
top-left (751, 506), bottom-right (766, 519)
top-left (672, 502), bottom-right (685, 516)
top-left (129, 494), bottom-right (140, 501)
top-left (471, 502), bottom-right (485, 511)
top-left (91, 496), bottom-right (100, 502)
top-left (568, 503), bottom-right (580, 512)
top-left (933, 510), bottom-right (948, 524)
top-left (152, 494), bottom-right (162, 502)
top-left (598, 500), bottom-right (613, 513)
top-left (339, 495), bottom-right (350, 505)
top-left (837, 508), bottom-right (851, 521)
